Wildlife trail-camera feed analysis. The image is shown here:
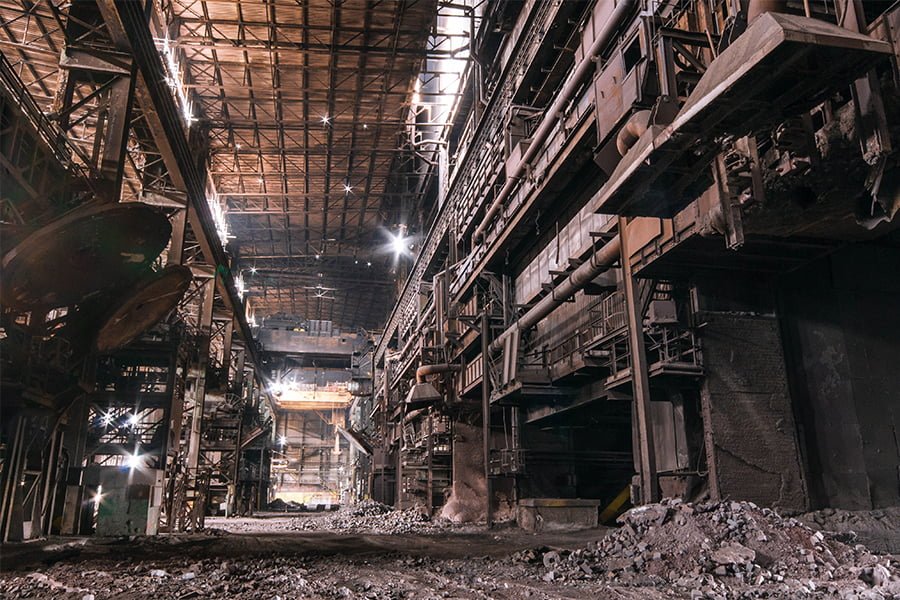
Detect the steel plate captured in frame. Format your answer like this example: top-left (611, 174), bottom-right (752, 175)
top-left (95, 265), bottom-right (193, 352)
top-left (1, 202), bottom-right (172, 309)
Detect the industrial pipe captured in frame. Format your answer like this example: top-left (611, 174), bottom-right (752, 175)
top-left (490, 234), bottom-right (622, 353)
top-left (616, 110), bottom-right (651, 156)
top-left (747, 0), bottom-right (787, 22)
top-left (415, 363), bottom-right (462, 383)
top-left (472, 0), bottom-right (638, 242)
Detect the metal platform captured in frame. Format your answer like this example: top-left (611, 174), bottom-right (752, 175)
top-left (593, 12), bottom-right (891, 217)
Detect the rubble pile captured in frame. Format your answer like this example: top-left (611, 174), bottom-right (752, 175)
top-left (266, 498), bottom-right (307, 512)
top-left (800, 507), bottom-right (900, 555)
top-left (346, 499), bottom-right (394, 517)
top-left (523, 498), bottom-right (900, 598)
top-left (288, 503), bottom-right (449, 535)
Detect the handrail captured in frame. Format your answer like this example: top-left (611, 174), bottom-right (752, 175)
top-left (0, 54), bottom-right (70, 165)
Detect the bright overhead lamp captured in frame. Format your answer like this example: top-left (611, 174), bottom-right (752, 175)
top-left (126, 454), bottom-right (145, 470)
top-left (391, 232), bottom-right (409, 256)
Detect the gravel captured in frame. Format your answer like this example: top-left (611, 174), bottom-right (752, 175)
top-left (5, 499), bottom-right (900, 599)
top-left (520, 498), bottom-right (900, 599)
top-left (286, 501), bottom-right (452, 535)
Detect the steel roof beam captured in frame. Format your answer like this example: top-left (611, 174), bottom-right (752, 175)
top-left (102, 0), bottom-right (260, 364)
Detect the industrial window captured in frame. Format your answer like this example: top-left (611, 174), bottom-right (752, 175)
top-left (623, 37), bottom-right (642, 73)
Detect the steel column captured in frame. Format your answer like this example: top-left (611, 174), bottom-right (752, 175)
top-left (618, 217), bottom-right (658, 504)
top-left (186, 277), bottom-right (216, 472)
top-left (0, 415), bottom-right (26, 542)
top-left (481, 311), bottom-right (493, 528)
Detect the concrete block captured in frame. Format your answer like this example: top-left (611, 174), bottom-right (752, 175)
top-left (517, 498), bottom-right (602, 532)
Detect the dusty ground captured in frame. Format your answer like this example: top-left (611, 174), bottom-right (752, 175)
top-left (1, 502), bottom-right (899, 599)
top-left (0, 520), bottom-right (625, 600)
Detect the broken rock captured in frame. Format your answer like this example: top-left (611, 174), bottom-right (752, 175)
top-left (711, 543), bottom-right (756, 566)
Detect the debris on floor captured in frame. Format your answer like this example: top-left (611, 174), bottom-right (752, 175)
top-left (521, 498), bottom-right (900, 598)
top-left (800, 507), bottom-right (900, 555)
top-left (213, 501), bottom-right (461, 536)
top-left (3, 501), bottom-right (900, 599)
top-left (290, 509), bottom-right (450, 535)
top-left (286, 503), bottom-right (448, 535)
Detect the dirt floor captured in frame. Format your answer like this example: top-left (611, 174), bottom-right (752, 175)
top-left (2, 502), bottom-right (899, 599)
top-left (0, 519), bottom-right (620, 600)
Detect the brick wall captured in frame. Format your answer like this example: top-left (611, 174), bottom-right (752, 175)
top-left (700, 312), bottom-right (808, 513)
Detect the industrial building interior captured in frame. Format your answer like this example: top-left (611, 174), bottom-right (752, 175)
top-left (1, 0), bottom-right (900, 597)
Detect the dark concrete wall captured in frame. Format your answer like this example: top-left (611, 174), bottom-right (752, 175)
top-left (779, 244), bottom-right (900, 510)
top-left (700, 311), bottom-right (808, 513)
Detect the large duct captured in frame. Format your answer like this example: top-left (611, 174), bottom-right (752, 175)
top-left (405, 363), bottom-right (462, 406)
top-left (747, 0), bottom-right (788, 23)
top-left (616, 110), bottom-right (651, 156)
top-left (472, 0), bottom-right (637, 242)
top-left (490, 235), bottom-right (622, 353)
top-left (416, 363), bottom-right (462, 383)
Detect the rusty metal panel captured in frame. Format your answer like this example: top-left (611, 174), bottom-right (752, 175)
top-left (625, 217), bottom-right (663, 259)
top-left (594, 52), bottom-right (628, 147)
top-left (576, 0), bottom-right (619, 65)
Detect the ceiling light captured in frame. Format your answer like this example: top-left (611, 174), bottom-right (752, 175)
top-left (126, 454), bottom-right (145, 470)
top-left (235, 143), bottom-right (242, 150)
top-left (343, 184), bottom-right (353, 193)
top-left (321, 115), bottom-right (330, 124)
top-left (363, 124), bottom-right (368, 129)
top-left (366, 261), bottom-right (371, 267)
top-left (128, 414), bottom-right (140, 426)
top-left (250, 266), bottom-right (258, 274)
top-left (391, 232), bottom-right (408, 256)
top-left (315, 253), bottom-right (321, 260)
top-left (278, 435), bottom-right (288, 446)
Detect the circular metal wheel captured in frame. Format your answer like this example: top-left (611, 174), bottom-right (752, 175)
top-left (1, 202), bottom-right (172, 310)
top-left (95, 265), bottom-right (193, 353)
